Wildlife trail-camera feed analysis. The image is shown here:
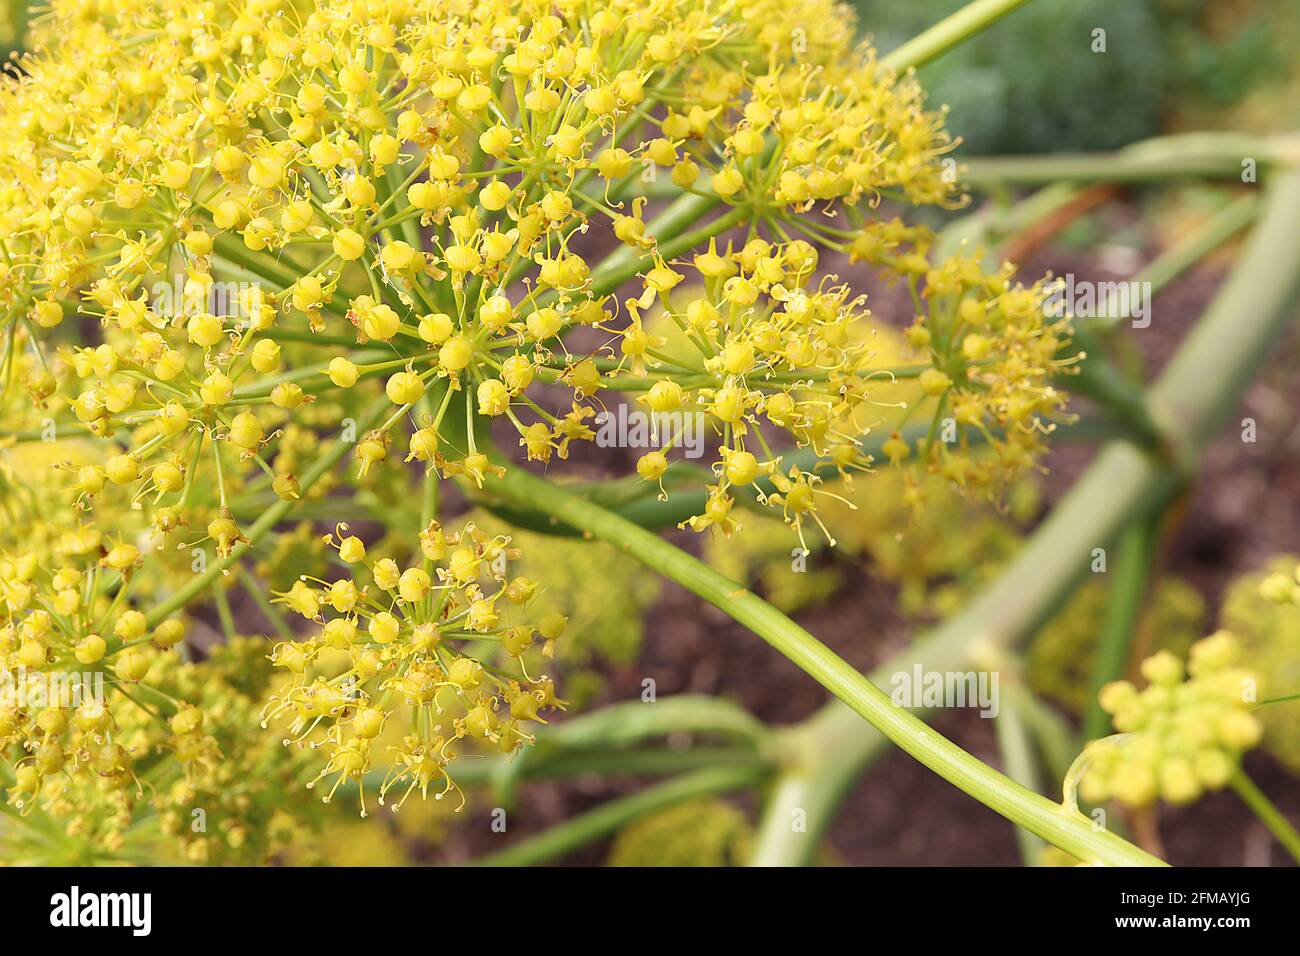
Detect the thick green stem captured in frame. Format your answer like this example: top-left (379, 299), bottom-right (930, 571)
top-left (1230, 770), bottom-right (1300, 864)
top-left (880, 0), bottom-right (1034, 73)
top-left (1148, 179), bottom-right (1300, 464)
top-left (962, 133), bottom-right (1292, 188)
top-left (473, 765), bottom-right (764, 867)
top-left (490, 465), bottom-right (1162, 866)
top-left (1055, 194), bottom-right (1261, 444)
top-left (1084, 516), bottom-right (1160, 742)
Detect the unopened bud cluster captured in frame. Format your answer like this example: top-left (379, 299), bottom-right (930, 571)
top-left (1079, 632), bottom-right (1260, 808)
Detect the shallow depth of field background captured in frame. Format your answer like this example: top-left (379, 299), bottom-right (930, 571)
top-left (5, 0), bottom-right (1298, 865)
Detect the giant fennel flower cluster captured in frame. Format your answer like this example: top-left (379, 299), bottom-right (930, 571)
top-left (1078, 633), bottom-right (1262, 808)
top-left (0, 0), bottom-right (1070, 862)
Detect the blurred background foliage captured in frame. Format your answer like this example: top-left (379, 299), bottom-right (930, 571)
top-left (607, 798), bottom-right (754, 866)
top-left (860, 0), bottom-right (1297, 153)
top-left (0, 0), bottom-right (26, 58)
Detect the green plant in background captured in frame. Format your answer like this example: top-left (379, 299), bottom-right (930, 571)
top-left (0, 0), bottom-right (26, 57)
top-left (1028, 578), bottom-right (1205, 715)
top-left (608, 797), bottom-right (753, 866)
top-left (1158, 0), bottom-right (1287, 109)
top-left (858, 0), bottom-right (1292, 155)
top-left (861, 0), bottom-right (1166, 154)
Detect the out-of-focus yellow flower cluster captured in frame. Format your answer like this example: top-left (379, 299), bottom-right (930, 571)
top-left (1260, 561), bottom-right (1300, 608)
top-left (607, 797), bottom-right (752, 866)
top-left (1078, 632), bottom-right (1261, 808)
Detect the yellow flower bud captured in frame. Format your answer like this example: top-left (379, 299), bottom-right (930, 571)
top-left (711, 166), bottom-right (744, 198)
top-left (439, 335), bottom-right (474, 372)
top-left (74, 634), bottom-right (107, 665)
top-left (229, 411), bottom-right (263, 450)
top-left (476, 378), bottom-right (509, 416)
top-left (105, 454), bottom-right (139, 485)
top-left (385, 370), bottom-right (426, 405)
top-left (419, 312), bottom-right (454, 343)
top-left (328, 357), bottom-right (359, 388)
top-left (115, 650), bottom-right (150, 683)
top-left (333, 228), bottom-right (365, 261)
top-left (250, 338), bottom-right (281, 373)
top-left (338, 536), bottom-right (366, 564)
top-left (918, 368), bottom-right (952, 397)
top-left (153, 619), bottom-right (186, 648)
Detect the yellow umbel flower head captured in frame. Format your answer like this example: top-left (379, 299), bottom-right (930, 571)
top-left (1077, 632), bottom-right (1261, 808)
top-left (262, 521), bottom-right (566, 816)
